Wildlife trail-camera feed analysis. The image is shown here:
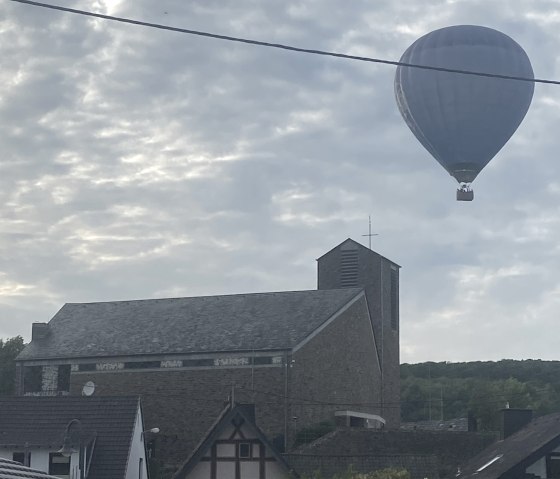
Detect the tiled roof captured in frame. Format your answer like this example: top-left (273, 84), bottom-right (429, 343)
top-left (0, 396), bottom-right (140, 479)
top-left (18, 288), bottom-right (363, 360)
top-left (0, 458), bottom-right (60, 479)
top-left (400, 417), bottom-right (469, 432)
top-left (284, 454), bottom-right (439, 479)
top-left (292, 428), bottom-right (496, 478)
top-left (458, 413), bottom-right (560, 479)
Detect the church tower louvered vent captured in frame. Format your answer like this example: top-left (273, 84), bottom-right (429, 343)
top-left (340, 249), bottom-right (359, 287)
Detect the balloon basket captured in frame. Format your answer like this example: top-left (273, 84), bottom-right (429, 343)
top-left (456, 187), bottom-right (474, 201)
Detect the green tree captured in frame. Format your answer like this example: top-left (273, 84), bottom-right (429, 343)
top-left (401, 360), bottom-right (560, 431)
top-left (0, 336), bottom-right (25, 395)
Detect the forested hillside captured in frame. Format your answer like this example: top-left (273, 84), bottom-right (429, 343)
top-left (401, 360), bottom-right (560, 431)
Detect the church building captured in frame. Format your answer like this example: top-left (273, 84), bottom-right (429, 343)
top-left (15, 238), bottom-right (400, 472)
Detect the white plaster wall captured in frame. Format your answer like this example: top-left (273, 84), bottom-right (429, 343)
top-left (188, 462), bottom-right (211, 479)
top-left (28, 450), bottom-right (50, 472)
top-left (0, 448), bottom-right (56, 472)
top-left (216, 443), bottom-right (235, 457)
top-left (525, 444), bottom-right (560, 478)
top-left (240, 461), bottom-right (259, 477)
top-left (526, 457), bottom-right (546, 478)
top-left (125, 404), bottom-right (148, 479)
top-left (216, 461), bottom-right (235, 479)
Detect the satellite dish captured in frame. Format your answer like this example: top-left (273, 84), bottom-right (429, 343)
top-left (394, 25), bottom-right (534, 200)
top-left (82, 381), bottom-right (96, 396)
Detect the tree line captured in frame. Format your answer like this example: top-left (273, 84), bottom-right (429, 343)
top-left (401, 360), bottom-right (560, 431)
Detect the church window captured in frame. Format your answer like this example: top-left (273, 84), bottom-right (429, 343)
top-left (57, 365), bottom-right (71, 392)
top-left (23, 366), bottom-right (42, 393)
top-left (78, 363), bottom-right (96, 372)
top-left (253, 357), bottom-right (273, 365)
top-left (183, 358), bottom-right (214, 368)
top-left (390, 268), bottom-right (398, 330)
top-left (124, 361), bottom-right (161, 370)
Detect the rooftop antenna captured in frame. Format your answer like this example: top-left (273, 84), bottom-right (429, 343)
top-left (361, 215), bottom-right (379, 249)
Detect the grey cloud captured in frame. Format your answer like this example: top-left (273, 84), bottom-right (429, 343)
top-left (0, 1), bottom-right (558, 362)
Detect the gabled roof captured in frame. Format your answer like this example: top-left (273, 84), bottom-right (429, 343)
top-left (291, 428), bottom-right (495, 479)
top-left (458, 413), bottom-right (560, 479)
top-left (0, 458), bottom-right (60, 479)
top-left (18, 288), bottom-right (363, 360)
top-left (172, 403), bottom-right (296, 479)
top-left (0, 396), bottom-right (141, 479)
top-left (316, 238), bottom-right (401, 268)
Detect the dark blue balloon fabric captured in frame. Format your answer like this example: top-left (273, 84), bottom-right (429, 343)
top-left (395, 25), bottom-right (534, 184)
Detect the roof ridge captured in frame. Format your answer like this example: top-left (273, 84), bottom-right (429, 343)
top-left (63, 287), bottom-right (363, 306)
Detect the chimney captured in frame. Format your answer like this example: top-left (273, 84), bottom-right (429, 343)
top-left (500, 408), bottom-right (533, 439)
top-left (31, 323), bottom-right (50, 341)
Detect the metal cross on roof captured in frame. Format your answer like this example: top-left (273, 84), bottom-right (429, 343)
top-left (361, 215), bottom-right (379, 250)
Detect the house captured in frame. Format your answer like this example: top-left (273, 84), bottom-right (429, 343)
top-left (173, 403), bottom-right (296, 479)
top-left (0, 396), bottom-right (148, 479)
top-left (15, 239), bottom-right (401, 472)
top-left (0, 457), bottom-right (61, 479)
top-left (458, 410), bottom-right (560, 479)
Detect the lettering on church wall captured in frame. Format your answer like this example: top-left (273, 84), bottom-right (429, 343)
top-left (96, 362), bottom-right (125, 371)
top-left (214, 357), bottom-right (250, 367)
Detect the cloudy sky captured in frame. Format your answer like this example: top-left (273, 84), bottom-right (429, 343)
top-left (1, 0), bottom-right (559, 363)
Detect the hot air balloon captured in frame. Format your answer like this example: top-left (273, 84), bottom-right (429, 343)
top-left (394, 25), bottom-right (534, 201)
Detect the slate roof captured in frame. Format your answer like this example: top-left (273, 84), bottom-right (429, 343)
top-left (458, 413), bottom-right (560, 479)
top-left (292, 428), bottom-right (496, 478)
top-left (400, 417), bottom-right (469, 432)
top-left (18, 288), bottom-right (363, 360)
top-left (0, 458), bottom-right (61, 479)
top-left (284, 454), bottom-right (439, 479)
top-left (0, 396), bottom-right (141, 479)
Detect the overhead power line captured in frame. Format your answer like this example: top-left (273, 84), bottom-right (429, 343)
top-left (9, 0), bottom-right (560, 86)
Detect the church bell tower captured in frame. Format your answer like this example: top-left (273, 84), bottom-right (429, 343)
top-left (317, 238), bottom-right (401, 426)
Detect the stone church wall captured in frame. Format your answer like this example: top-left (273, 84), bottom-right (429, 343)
top-left (64, 294), bottom-right (380, 472)
top-left (290, 294), bottom-right (382, 438)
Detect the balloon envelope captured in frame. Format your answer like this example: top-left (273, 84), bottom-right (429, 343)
top-left (394, 25), bottom-right (534, 184)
